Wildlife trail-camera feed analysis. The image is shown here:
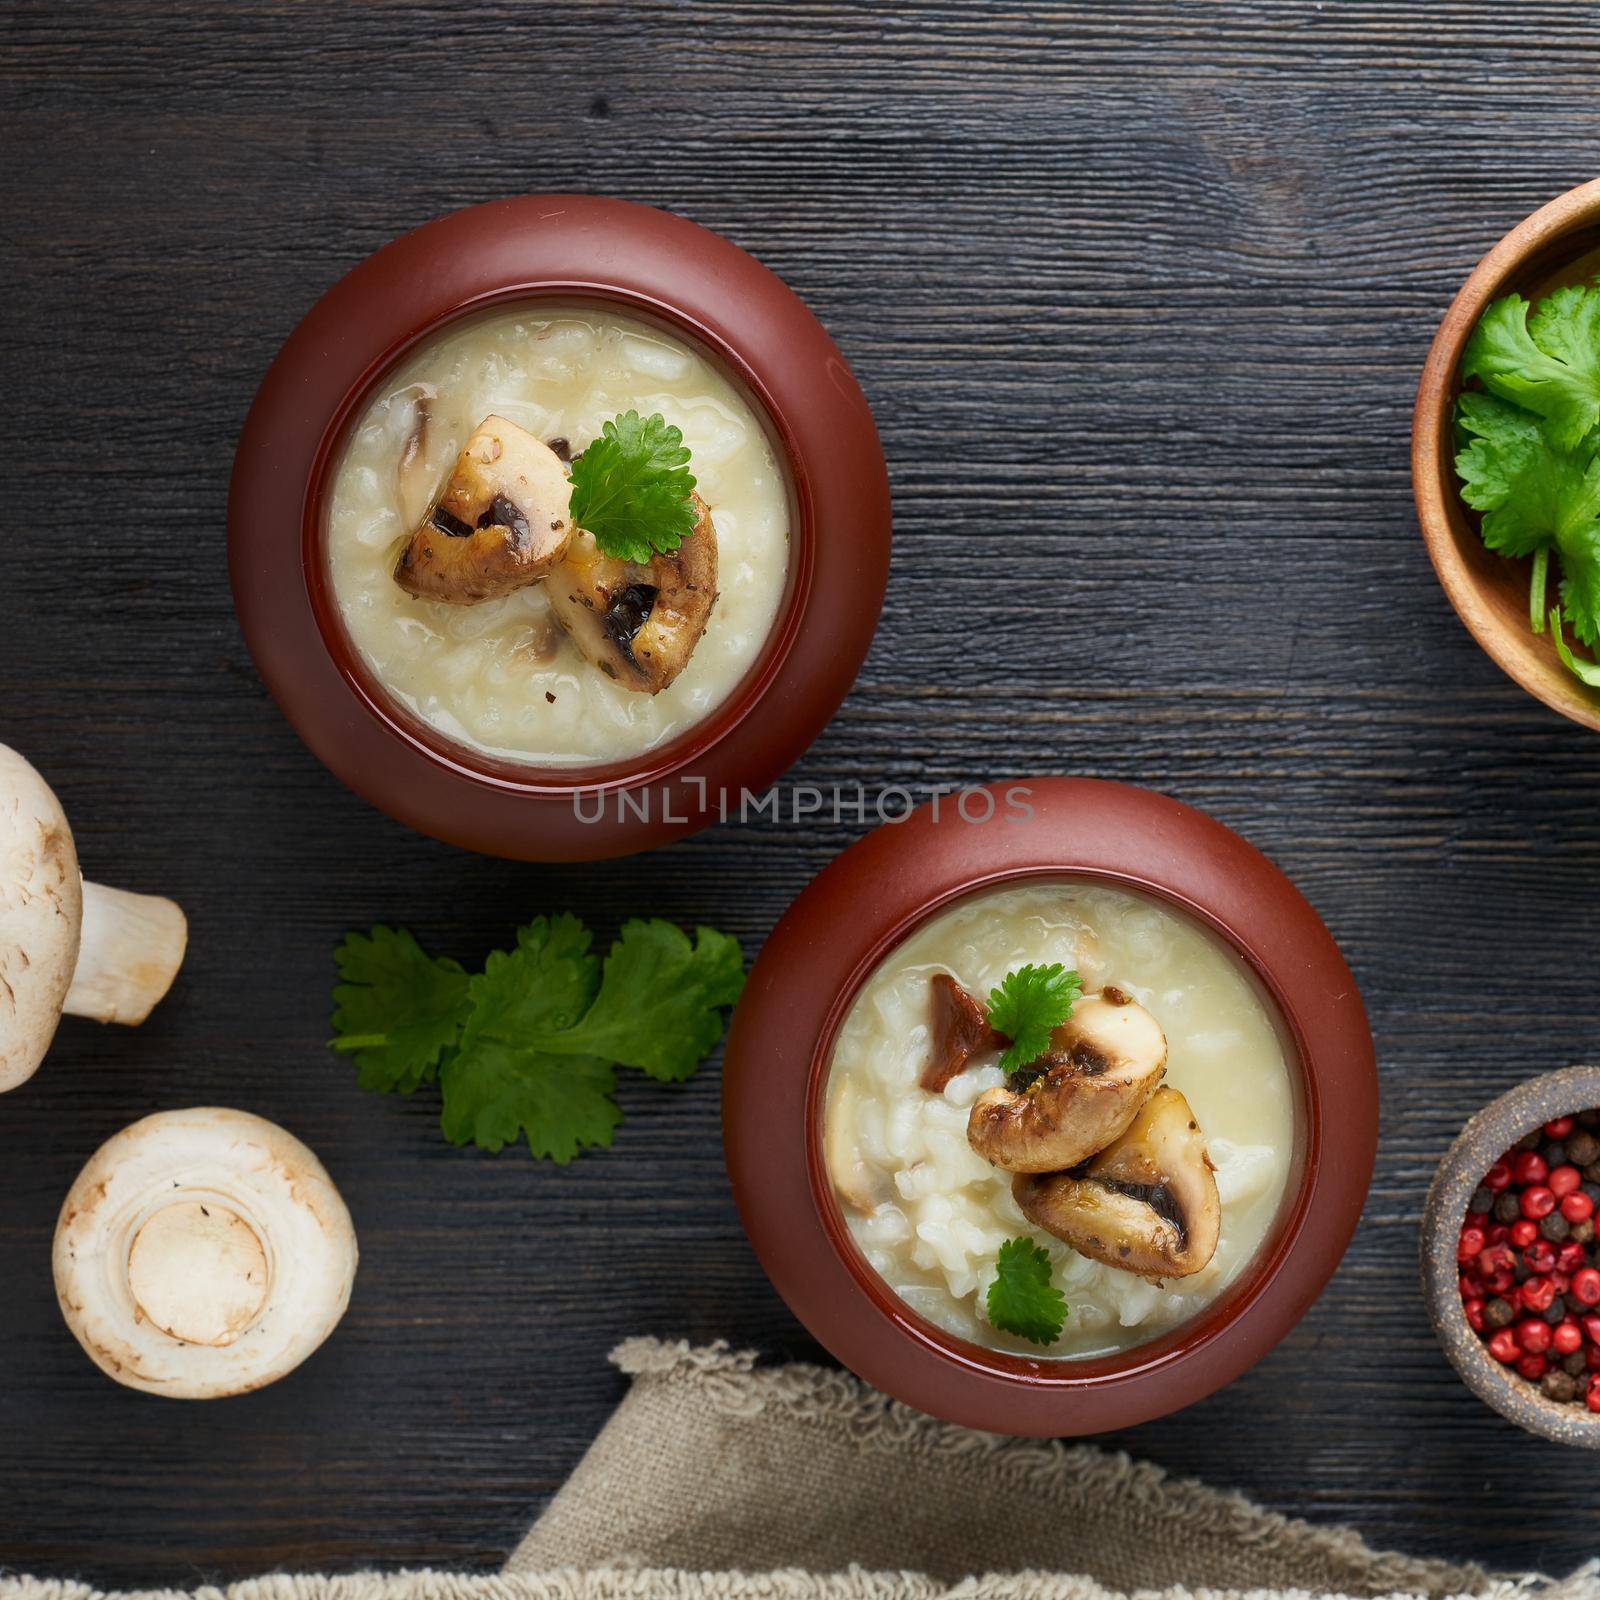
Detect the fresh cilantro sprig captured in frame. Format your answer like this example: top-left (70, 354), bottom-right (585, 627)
top-left (567, 410), bottom-right (698, 562)
top-left (1456, 284), bottom-right (1600, 681)
top-left (1463, 288), bottom-right (1600, 450)
top-left (332, 926), bottom-right (472, 1095)
top-left (331, 914), bottom-right (744, 1164)
top-left (986, 963), bottom-right (1082, 1076)
top-left (986, 1237), bottom-right (1068, 1346)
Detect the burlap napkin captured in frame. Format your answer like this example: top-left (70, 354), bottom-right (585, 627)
top-left (5, 1338), bottom-right (1596, 1600)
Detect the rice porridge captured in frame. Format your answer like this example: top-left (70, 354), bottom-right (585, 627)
top-left (324, 304), bottom-right (791, 766)
top-left (824, 882), bottom-right (1296, 1359)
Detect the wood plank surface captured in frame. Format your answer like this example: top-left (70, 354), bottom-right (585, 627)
top-left (3, 0), bottom-right (1600, 1583)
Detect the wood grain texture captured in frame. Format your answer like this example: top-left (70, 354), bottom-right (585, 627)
top-left (4, 0), bottom-right (1600, 1583)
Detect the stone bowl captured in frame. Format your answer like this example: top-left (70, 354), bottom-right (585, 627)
top-left (1421, 1064), bottom-right (1600, 1446)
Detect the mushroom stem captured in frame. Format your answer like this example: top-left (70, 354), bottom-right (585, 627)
top-left (63, 880), bottom-right (187, 1025)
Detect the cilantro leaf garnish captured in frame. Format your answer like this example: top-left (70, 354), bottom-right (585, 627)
top-left (441, 1039), bottom-right (621, 1163)
top-left (1551, 608), bottom-right (1600, 685)
top-left (547, 920), bottom-right (747, 1081)
top-left (330, 925), bottom-right (472, 1094)
top-left (986, 1237), bottom-right (1068, 1346)
top-left (331, 913), bottom-right (745, 1164)
top-left (567, 410), bottom-right (698, 562)
top-left (1456, 388), bottom-right (1600, 649)
top-left (1463, 288), bottom-right (1600, 451)
top-left (986, 963), bottom-right (1082, 1076)
top-left (1454, 285), bottom-right (1600, 682)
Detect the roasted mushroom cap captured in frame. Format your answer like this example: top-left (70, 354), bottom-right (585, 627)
top-left (544, 493), bottom-right (717, 693)
top-left (1012, 1086), bottom-right (1221, 1279)
top-left (394, 415), bottom-right (575, 604)
top-left (53, 1108), bottom-right (358, 1398)
top-left (966, 988), bottom-right (1167, 1173)
top-left (0, 743), bottom-right (187, 1093)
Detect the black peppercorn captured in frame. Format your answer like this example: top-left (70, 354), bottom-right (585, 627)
top-left (1544, 1296), bottom-right (1569, 1324)
top-left (1494, 1191), bottom-right (1523, 1224)
top-left (1470, 1185), bottom-right (1496, 1215)
top-left (1545, 1142), bottom-right (1569, 1168)
top-left (1544, 1370), bottom-right (1579, 1403)
top-left (1570, 1131), bottom-right (1600, 1166)
top-left (1514, 1259), bottom-right (1533, 1283)
top-left (1542, 1213), bottom-right (1572, 1243)
top-left (1583, 1183), bottom-right (1600, 1209)
top-left (1573, 1218), bottom-right (1596, 1246)
top-left (1584, 1162), bottom-right (1600, 1185)
top-left (1517, 1130), bottom-right (1543, 1151)
top-left (1485, 1297), bottom-right (1517, 1329)
top-left (1579, 1108), bottom-right (1600, 1129)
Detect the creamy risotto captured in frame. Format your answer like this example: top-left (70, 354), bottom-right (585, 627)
top-left (324, 305), bottom-right (790, 765)
top-left (824, 882), bottom-right (1296, 1359)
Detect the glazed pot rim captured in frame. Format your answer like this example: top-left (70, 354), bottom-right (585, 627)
top-left (1412, 176), bottom-right (1600, 734)
top-left (1421, 1063), bottom-right (1600, 1447)
top-left (228, 195), bottom-right (891, 859)
top-left (722, 777), bottom-right (1379, 1435)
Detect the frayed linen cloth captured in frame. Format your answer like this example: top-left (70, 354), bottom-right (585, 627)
top-left (5, 1338), bottom-right (1596, 1600)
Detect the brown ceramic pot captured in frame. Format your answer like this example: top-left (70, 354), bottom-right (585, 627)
top-left (722, 778), bottom-right (1378, 1435)
top-left (229, 196), bottom-right (890, 860)
top-left (1421, 1065), bottom-right (1600, 1447)
top-left (1413, 178), bottom-right (1600, 733)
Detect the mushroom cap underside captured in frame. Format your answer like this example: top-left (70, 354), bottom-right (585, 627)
top-left (0, 743), bottom-right (83, 1092)
top-left (53, 1107), bottom-right (358, 1398)
top-left (394, 414), bottom-right (575, 603)
top-left (1012, 1086), bottom-right (1221, 1279)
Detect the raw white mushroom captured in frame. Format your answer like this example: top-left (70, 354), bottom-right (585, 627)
top-left (54, 1108), bottom-right (358, 1398)
top-left (0, 743), bottom-right (187, 1092)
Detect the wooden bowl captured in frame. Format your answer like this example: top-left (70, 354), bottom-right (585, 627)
top-left (1421, 1065), bottom-right (1600, 1447)
top-left (229, 197), bottom-right (890, 860)
top-left (722, 778), bottom-right (1379, 1435)
top-left (1413, 178), bottom-right (1600, 732)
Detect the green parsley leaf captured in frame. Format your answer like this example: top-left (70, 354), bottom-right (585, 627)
top-left (986, 1237), bottom-right (1068, 1347)
top-left (544, 920), bottom-right (746, 1082)
top-left (567, 410), bottom-right (698, 562)
top-left (333, 912), bottom-right (744, 1164)
top-left (440, 1041), bottom-right (621, 1163)
top-left (330, 926), bottom-right (472, 1094)
top-left (1463, 287), bottom-right (1600, 451)
top-left (986, 963), bottom-right (1082, 1075)
top-left (1551, 607), bottom-right (1600, 685)
top-left (1455, 391), bottom-right (1600, 645)
top-left (439, 915), bottom-right (609, 1163)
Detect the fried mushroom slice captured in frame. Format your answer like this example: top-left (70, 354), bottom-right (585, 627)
top-left (966, 988), bottom-right (1167, 1173)
top-left (1011, 1087), bottom-right (1221, 1279)
top-left (394, 415), bottom-right (575, 604)
top-left (921, 974), bottom-right (1006, 1093)
top-left (545, 493), bottom-right (717, 693)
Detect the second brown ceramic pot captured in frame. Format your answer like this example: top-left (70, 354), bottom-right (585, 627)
top-left (723, 778), bottom-right (1378, 1435)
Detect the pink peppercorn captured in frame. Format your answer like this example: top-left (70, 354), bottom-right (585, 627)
top-left (1521, 1186), bottom-right (1557, 1220)
top-left (1488, 1328), bottom-right (1520, 1363)
top-left (1518, 1318), bottom-right (1554, 1354)
top-left (1514, 1151), bottom-right (1550, 1186)
top-left (1550, 1165), bottom-right (1583, 1199)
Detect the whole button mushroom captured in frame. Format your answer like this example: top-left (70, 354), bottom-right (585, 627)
top-left (54, 1108), bottom-right (358, 1397)
top-left (0, 743), bottom-right (187, 1092)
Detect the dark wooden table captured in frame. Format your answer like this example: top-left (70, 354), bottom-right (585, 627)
top-left (4, 0), bottom-right (1600, 1584)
